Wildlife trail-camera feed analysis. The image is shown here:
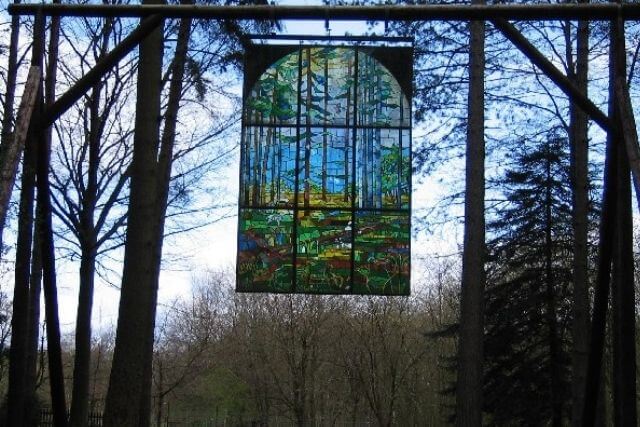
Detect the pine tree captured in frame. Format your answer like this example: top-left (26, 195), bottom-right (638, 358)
top-left (483, 135), bottom-right (574, 426)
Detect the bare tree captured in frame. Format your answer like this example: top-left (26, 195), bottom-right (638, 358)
top-left (338, 297), bottom-right (427, 427)
top-left (50, 15), bottom-right (137, 427)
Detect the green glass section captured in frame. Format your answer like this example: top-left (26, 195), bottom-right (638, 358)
top-left (354, 212), bottom-right (410, 295)
top-left (246, 47), bottom-right (409, 128)
top-left (356, 129), bottom-right (410, 209)
top-left (246, 52), bottom-right (299, 125)
top-left (237, 209), bottom-right (294, 292)
top-left (356, 51), bottom-right (410, 128)
top-left (300, 47), bottom-right (356, 126)
top-left (296, 210), bottom-right (352, 293)
top-left (297, 127), bottom-right (352, 209)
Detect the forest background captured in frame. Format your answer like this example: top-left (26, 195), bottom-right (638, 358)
top-left (0, 0), bottom-right (639, 426)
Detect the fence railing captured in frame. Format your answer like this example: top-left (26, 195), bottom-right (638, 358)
top-left (39, 409), bottom-right (102, 427)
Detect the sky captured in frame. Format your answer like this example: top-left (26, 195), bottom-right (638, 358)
top-left (0, 1), bottom-right (458, 335)
top-left (30, 0), bottom-right (637, 337)
top-left (83, 11), bottom-right (447, 335)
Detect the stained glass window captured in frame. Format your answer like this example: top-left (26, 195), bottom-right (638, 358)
top-left (237, 43), bottom-right (412, 295)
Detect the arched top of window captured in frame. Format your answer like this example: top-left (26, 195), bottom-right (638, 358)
top-left (244, 47), bottom-right (411, 128)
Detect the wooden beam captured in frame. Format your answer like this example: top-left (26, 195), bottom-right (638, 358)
top-left (42, 14), bottom-right (163, 127)
top-left (8, 3), bottom-right (640, 21)
top-left (0, 65), bottom-right (41, 247)
top-left (492, 19), bottom-right (611, 133)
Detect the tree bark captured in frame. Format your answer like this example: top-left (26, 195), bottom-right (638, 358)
top-left (610, 10), bottom-right (637, 426)
top-left (582, 93), bottom-right (618, 427)
top-left (103, 1), bottom-right (195, 423)
top-left (103, 2), bottom-right (164, 424)
top-left (6, 96), bottom-right (38, 427)
top-left (0, 0), bottom-right (22, 253)
top-left (37, 106), bottom-right (69, 427)
top-left (456, 3), bottom-right (485, 425)
top-left (69, 247), bottom-right (97, 427)
top-left (24, 221), bottom-right (42, 418)
top-left (141, 9), bottom-right (193, 425)
top-left (567, 11), bottom-right (590, 426)
top-left (6, 13), bottom-right (44, 427)
top-left (544, 155), bottom-right (562, 427)
top-left (69, 18), bottom-right (113, 426)
top-left (38, 8), bottom-right (68, 425)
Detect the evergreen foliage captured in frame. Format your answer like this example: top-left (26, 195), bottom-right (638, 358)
top-left (484, 135), bottom-right (575, 425)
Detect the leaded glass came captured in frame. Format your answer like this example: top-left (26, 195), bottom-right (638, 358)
top-left (237, 44), bottom-right (412, 295)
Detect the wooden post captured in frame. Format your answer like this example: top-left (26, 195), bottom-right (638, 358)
top-left (0, 66), bottom-right (40, 257)
top-left (6, 11), bottom-right (45, 427)
top-left (9, 2), bottom-right (640, 21)
top-left (36, 7), bottom-right (69, 427)
top-left (610, 9), bottom-right (637, 426)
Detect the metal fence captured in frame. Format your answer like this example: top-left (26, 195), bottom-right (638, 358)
top-left (39, 409), bottom-right (102, 427)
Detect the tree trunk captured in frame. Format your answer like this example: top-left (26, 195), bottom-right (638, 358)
top-left (6, 95), bottom-right (38, 427)
top-left (582, 88), bottom-right (618, 427)
top-left (154, 360), bottom-right (164, 427)
top-left (103, 4), bottom-right (164, 425)
top-left (142, 10), bottom-right (193, 425)
top-left (37, 102), bottom-right (69, 427)
top-left (611, 124), bottom-right (636, 427)
top-left (610, 10), bottom-right (637, 426)
top-left (6, 13), bottom-right (44, 427)
top-left (567, 10), bottom-right (590, 427)
top-left (456, 3), bottom-right (485, 426)
top-left (70, 16), bottom-right (112, 419)
top-left (0, 0), bottom-right (22, 253)
top-left (70, 247), bottom-right (97, 427)
top-left (24, 223), bottom-right (42, 418)
top-left (544, 155), bottom-right (562, 427)
top-left (104, 4), bottom-right (193, 423)
top-left (38, 9), bottom-right (68, 425)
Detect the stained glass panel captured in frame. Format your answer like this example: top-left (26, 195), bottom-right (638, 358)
top-left (297, 127), bottom-right (352, 209)
top-left (356, 52), bottom-right (410, 128)
top-left (246, 52), bottom-right (299, 126)
top-left (296, 210), bottom-right (352, 293)
top-left (238, 42), bottom-right (412, 295)
top-left (241, 126), bottom-right (297, 208)
top-left (300, 47), bottom-right (356, 126)
top-left (354, 212), bottom-right (410, 295)
top-left (237, 209), bottom-right (294, 292)
top-left (356, 129), bottom-right (411, 209)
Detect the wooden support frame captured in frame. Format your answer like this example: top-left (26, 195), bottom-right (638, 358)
top-left (6, 3), bottom-right (640, 426)
top-left (493, 18), bottom-right (640, 214)
top-left (9, 2), bottom-right (640, 21)
top-left (43, 14), bottom-right (163, 127)
top-left (0, 65), bottom-right (40, 241)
